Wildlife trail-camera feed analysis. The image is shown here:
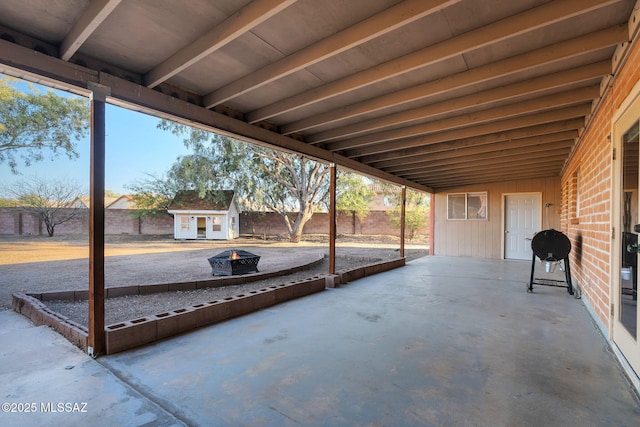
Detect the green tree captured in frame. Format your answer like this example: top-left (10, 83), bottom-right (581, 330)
top-left (335, 172), bottom-right (375, 233)
top-left (6, 176), bottom-right (85, 236)
top-left (0, 77), bottom-right (90, 173)
top-left (134, 121), bottom-right (331, 242)
top-left (387, 187), bottom-right (430, 240)
top-left (335, 172), bottom-right (375, 219)
top-left (127, 171), bottom-right (184, 217)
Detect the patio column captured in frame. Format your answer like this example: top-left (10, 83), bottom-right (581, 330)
top-left (429, 194), bottom-right (434, 256)
top-left (87, 82), bottom-right (109, 357)
top-left (400, 186), bottom-right (406, 258)
top-left (329, 163), bottom-right (336, 274)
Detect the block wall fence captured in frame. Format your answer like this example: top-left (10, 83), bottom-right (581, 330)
top-left (240, 211), bottom-right (430, 239)
top-left (0, 208), bottom-right (430, 240)
top-left (0, 208), bottom-right (173, 236)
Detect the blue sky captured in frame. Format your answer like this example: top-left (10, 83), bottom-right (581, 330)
top-left (0, 77), bottom-right (192, 196)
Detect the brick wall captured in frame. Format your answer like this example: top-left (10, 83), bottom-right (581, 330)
top-left (561, 35), bottom-right (640, 329)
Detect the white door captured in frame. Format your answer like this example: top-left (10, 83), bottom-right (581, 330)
top-left (196, 217), bottom-right (207, 239)
top-left (613, 88), bottom-right (640, 375)
top-left (504, 194), bottom-right (541, 260)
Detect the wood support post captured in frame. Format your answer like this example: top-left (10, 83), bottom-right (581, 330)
top-left (329, 164), bottom-right (336, 274)
top-left (400, 186), bottom-right (406, 258)
top-left (429, 194), bottom-right (434, 256)
top-left (87, 83), bottom-right (109, 357)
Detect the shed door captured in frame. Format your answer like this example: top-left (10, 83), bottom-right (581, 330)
top-left (197, 217), bottom-right (206, 238)
top-left (504, 194), bottom-right (541, 260)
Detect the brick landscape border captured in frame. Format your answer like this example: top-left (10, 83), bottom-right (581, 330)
top-left (12, 257), bottom-right (405, 355)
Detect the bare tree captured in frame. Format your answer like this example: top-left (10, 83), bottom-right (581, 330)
top-left (5, 176), bottom-right (85, 236)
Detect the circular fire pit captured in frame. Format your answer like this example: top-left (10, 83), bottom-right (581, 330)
top-left (208, 250), bottom-right (260, 276)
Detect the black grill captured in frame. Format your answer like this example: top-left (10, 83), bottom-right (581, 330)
top-left (528, 229), bottom-right (574, 295)
top-left (208, 250), bottom-right (260, 276)
top-left (531, 229), bottom-right (572, 261)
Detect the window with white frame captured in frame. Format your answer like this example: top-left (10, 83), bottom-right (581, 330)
top-left (180, 216), bottom-right (190, 231)
top-left (211, 216), bottom-right (222, 232)
top-left (447, 192), bottom-right (488, 220)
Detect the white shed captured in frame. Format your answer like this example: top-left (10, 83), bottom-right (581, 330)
top-left (167, 190), bottom-right (239, 240)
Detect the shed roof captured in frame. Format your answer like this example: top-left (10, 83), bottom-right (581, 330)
top-left (168, 190), bottom-right (235, 211)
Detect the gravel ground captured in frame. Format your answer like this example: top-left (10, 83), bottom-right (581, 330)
top-left (45, 256), bottom-right (367, 326)
top-left (1, 234), bottom-right (429, 326)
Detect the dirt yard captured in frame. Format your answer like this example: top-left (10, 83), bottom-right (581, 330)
top-left (0, 234), bottom-right (429, 324)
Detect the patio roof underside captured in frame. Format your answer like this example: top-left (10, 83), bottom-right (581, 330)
top-left (0, 0), bottom-right (639, 192)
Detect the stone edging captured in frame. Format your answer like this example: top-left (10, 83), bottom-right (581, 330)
top-left (11, 257), bottom-right (405, 355)
top-left (25, 253), bottom-right (327, 302)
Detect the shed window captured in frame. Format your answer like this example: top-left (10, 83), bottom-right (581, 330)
top-left (180, 216), bottom-right (190, 231)
top-left (212, 216), bottom-right (222, 232)
top-left (447, 192), bottom-right (487, 220)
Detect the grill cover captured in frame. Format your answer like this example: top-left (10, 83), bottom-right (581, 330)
top-left (531, 229), bottom-right (571, 260)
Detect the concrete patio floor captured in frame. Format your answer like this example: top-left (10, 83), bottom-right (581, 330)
top-left (1, 256), bottom-right (639, 426)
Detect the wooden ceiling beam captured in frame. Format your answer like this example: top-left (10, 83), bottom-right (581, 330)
top-left (0, 38), bottom-right (436, 193)
top-left (419, 161), bottom-right (564, 178)
top-left (371, 130), bottom-right (577, 169)
top-left (424, 174), bottom-right (561, 189)
top-left (420, 162), bottom-right (564, 179)
top-left (417, 164), bottom-right (563, 186)
top-left (362, 121), bottom-right (582, 166)
top-left (204, 0), bottom-right (459, 108)
top-left (278, 25), bottom-right (625, 134)
top-left (398, 151), bottom-right (570, 177)
top-left (384, 141), bottom-right (573, 173)
top-left (404, 163), bottom-right (564, 189)
top-left (429, 171), bottom-right (561, 190)
top-left (420, 152), bottom-right (572, 172)
top-left (344, 104), bottom-right (591, 159)
top-left (308, 61), bottom-right (609, 144)
top-left (327, 85), bottom-right (598, 152)
top-left (144, 0), bottom-right (297, 88)
top-left (60, 0), bottom-right (122, 61)
top-left (280, 25), bottom-right (627, 134)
